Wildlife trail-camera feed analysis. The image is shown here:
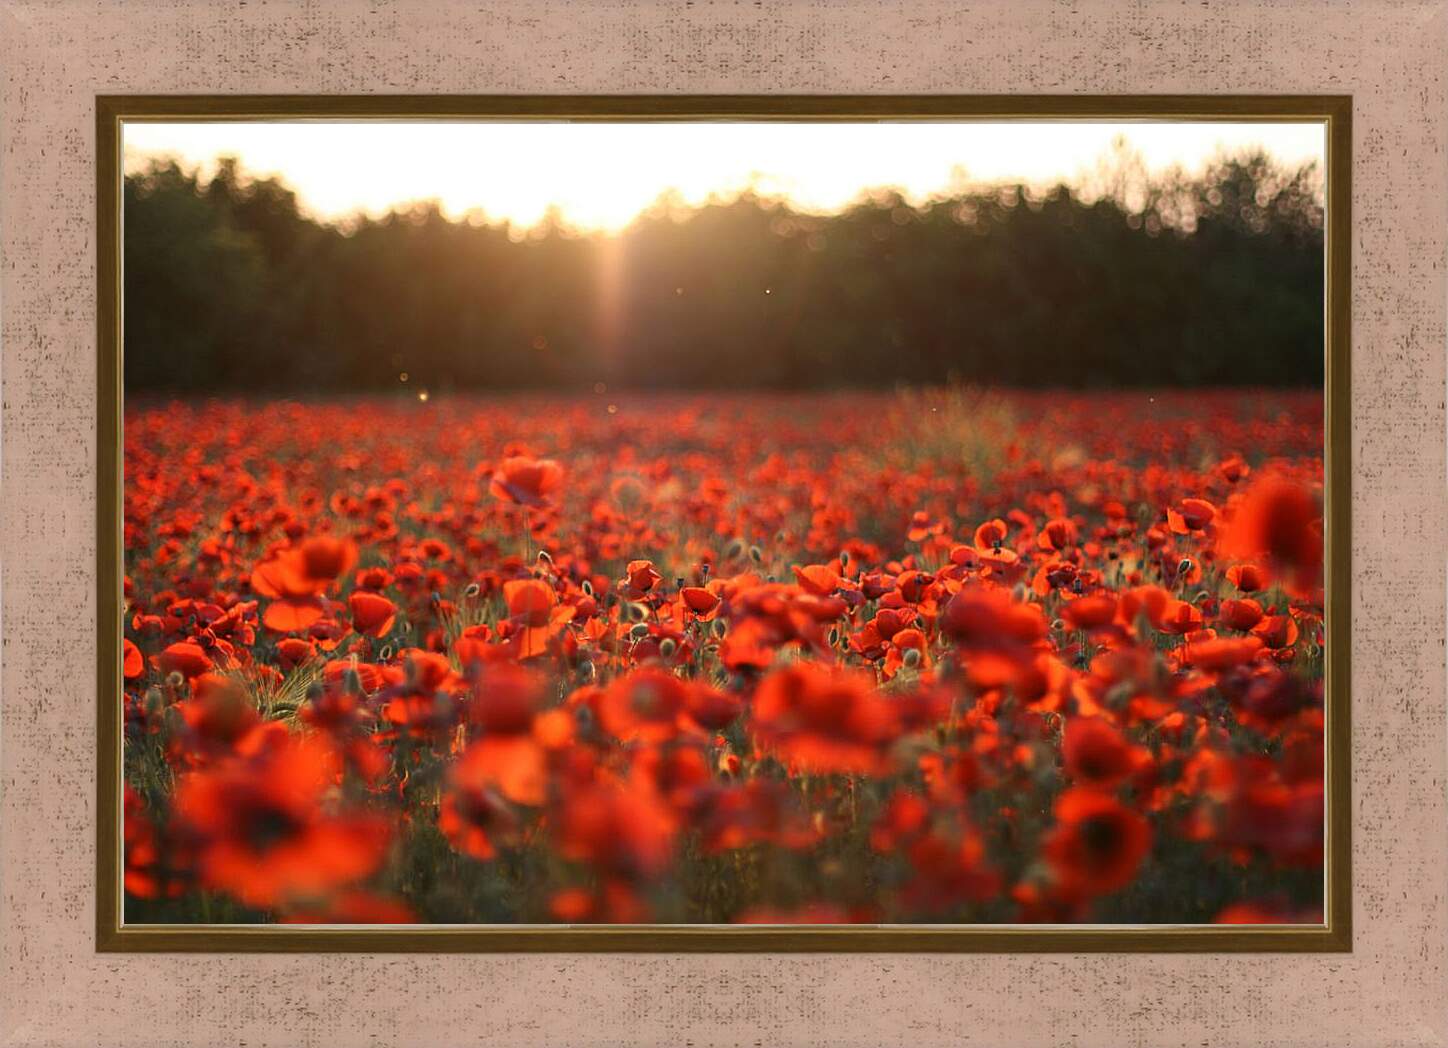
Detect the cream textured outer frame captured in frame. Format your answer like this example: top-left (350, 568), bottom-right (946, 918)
top-left (1, 0), bottom-right (1443, 1044)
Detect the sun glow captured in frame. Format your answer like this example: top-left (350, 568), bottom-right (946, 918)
top-left (123, 120), bottom-right (1325, 235)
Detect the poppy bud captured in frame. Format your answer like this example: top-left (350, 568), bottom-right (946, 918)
top-left (429, 592), bottom-right (442, 607)
top-left (701, 562), bottom-right (712, 576)
top-left (828, 627), bottom-right (840, 646)
top-left (839, 550), bottom-right (851, 566)
top-left (902, 648), bottom-right (922, 669)
top-left (582, 579), bottom-right (594, 596)
top-left (629, 622), bottom-right (651, 639)
top-left (578, 660), bottom-right (596, 683)
top-left (166, 671), bottom-right (185, 690)
top-left (626, 601), bottom-right (649, 623)
top-left (766, 574), bottom-right (776, 583)
top-left (712, 619), bottom-right (729, 638)
top-left (144, 687), bottom-right (165, 717)
top-left (675, 577), bottom-right (685, 590)
top-left (725, 538), bottom-right (744, 560)
top-left (749, 545), bottom-right (763, 563)
top-left (536, 549), bottom-right (553, 564)
top-left (344, 667), bottom-right (364, 695)
top-left (305, 681), bottom-right (323, 703)
top-left (1178, 558), bottom-right (1193, 575)
top-left (378, 643), bottom-right (394, 662)
top-left (464, 582), bottom-right (481, 599)
top-left (659, 637), bottom-right (677, 658)
top-left (1051, 619), bottom-right (1066, 632)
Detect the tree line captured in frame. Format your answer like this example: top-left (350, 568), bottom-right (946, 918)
top-left (123, 151), bottom-right (1324, 393)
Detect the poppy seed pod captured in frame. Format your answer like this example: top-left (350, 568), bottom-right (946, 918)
top-left (659, 637), bottom-right (678, 658)
top-left (629, 622), bottom-right (651, 639)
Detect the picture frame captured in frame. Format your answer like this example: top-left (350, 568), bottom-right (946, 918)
top-left (96, 93), bottom-right (1351, 953)
top-left (4, 4), bottom-right (1444, 1045)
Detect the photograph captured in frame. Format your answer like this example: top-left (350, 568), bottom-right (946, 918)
top-left (115, 115), bottom-right (1329, 928)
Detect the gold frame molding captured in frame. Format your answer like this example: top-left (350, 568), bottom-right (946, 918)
top-left (96, 94), bottom-right (1352, 953)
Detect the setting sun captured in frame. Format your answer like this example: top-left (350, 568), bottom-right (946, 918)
top-left (123, 120), bottom-right (1324, 233)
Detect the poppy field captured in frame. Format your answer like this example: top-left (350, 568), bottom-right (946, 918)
top-left (121, 387), bottom-right (1326, 925)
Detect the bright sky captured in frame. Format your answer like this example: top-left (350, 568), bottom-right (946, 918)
top-left (123, 120), bottom-right (1325, 233)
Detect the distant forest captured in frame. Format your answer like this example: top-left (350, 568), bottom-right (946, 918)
top-left (123, 151), bottom-right (1325, 393)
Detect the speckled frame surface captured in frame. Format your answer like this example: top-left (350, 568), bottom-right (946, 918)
top-left (2, 1), bottom-right (1444, 1045)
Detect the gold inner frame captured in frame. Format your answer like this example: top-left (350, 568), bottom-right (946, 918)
top-left (96, 94), bottom-right (1352, 953)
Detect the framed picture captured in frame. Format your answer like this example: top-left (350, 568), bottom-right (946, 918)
top-left (97, 94), bottom-right (1349, 952)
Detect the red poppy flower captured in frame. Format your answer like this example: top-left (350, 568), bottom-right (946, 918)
top-left (1061, 594), bottom-right (1118, 631)
top-left (1158, 599), bottom-right (1205, 636)
top-left (348, 590), bottom-right (398, 638)
top-left (680, 585), bottom-right (721, 617)
top-left (1226, 563), bottom-right (1267, 593)
top-left (440, 745), bottom-right (524, 858)
top-left (153, 640), bottom-right (214, 679)
top-left (123, 638), bottom-right (145, 679)
top-left (625, 559), bottom-right (663, 595)
top-left (1217, 598), bottom-right (1265, 631)
top-left (490, 456), bottom-right (563, 508)
top-left (1062, 717), bottom-right (1146, 787)
top-left (751, 663), bottom-right (897, 775)
top-left (275, 636), bottom-right (317, 670)
top-left (174, 737), bottom-right (392, 908)
top-left (551, 776), bottom-right (677, 879)
top-left (501, 578), bottom-right (572, 657)
top-left (1167, 497), bottom-right (1217, 534)
top-left (973, 519), bottom-right (1009, 550)
top-left (793, 563), bottom-right (840, 596)
top-left (1043, 788), bottom-right (1152, 898)
top-left (1222, 474), bottom-right (1322, 596)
